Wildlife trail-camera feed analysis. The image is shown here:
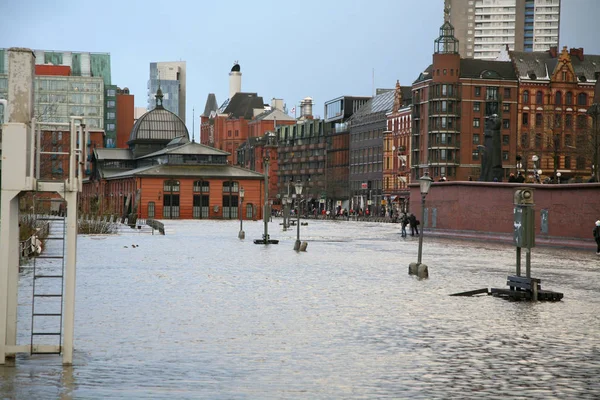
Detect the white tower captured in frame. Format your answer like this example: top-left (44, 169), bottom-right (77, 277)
top-left (229, 62), bottom-right (242, 100)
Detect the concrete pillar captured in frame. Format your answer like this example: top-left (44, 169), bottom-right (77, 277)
top-left (62, 191), bottom-right (78, 365)
top-left (6, 48), bottom-right (35, 124)
top-left (0, 192), bottom-right (20, 364)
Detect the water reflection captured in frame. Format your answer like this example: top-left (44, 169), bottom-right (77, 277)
top-left (2, 219), bottom-right (600, 398)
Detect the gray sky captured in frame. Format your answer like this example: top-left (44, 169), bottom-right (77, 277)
top-left (1, 0), bottom-right (599, 129)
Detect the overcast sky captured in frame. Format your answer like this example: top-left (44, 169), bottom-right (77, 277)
top-left (2, 0), bottom-right (599, 129)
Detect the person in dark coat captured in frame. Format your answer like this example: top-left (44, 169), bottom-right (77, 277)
top-left (594, 220), bottom-right (600, 255)
top-left (508, 173), bottom-right (517, 182)
top-left (516, 172), bottom-right (525, 183)
top-left (408, 214), bottom-right (419, 236)
top-left (400, 213), bottom-right (409, 237)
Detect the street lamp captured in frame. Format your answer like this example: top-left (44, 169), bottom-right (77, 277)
top-left (556, 172), bottom-right (561, 184)
top-left (409, 172), bottom-right (433, 278)
top-left (532, 155), bottom-right (539, 183)
top-left (238, 187), bottom-right (245, 239)
top-left (294, 180), bottom-right (303, 251)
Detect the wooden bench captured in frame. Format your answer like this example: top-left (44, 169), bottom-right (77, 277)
top-left (507, 275), bottom-right (541, 300)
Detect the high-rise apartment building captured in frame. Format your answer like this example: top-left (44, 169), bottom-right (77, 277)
top-left (444, 0), bottom-right (561, 59)
top-left (147, 61), bottom-right (186, 123)
top-left (0, 48), bottom-right (117, 146)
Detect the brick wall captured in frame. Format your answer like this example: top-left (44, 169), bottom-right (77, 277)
top-left (410, 182), bottom-right (600, 240)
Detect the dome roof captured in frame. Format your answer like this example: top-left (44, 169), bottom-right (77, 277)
top-left (231, 63), bottom-right (240, 72)
top-left (129, 107), bottom-right (189, 143)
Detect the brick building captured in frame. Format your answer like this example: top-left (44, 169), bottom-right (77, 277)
top-left (385, 81), bottom-right (413, 212)
top-left (511, 46), bottom-right (600, 182)
top-left (411, 21), bottom-right (519, 182)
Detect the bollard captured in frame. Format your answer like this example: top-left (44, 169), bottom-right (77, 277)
top-left (408, 262), bottom-right (429, 279)
top-left (300, 241), bottom-right (308, 252)
top-left (293, 241), bottom-right (300, 251)
top-left (238, 231), bottom-right (245, 239)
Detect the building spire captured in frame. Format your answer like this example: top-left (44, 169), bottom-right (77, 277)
top-left (155, 71), bottom-right (164, 109)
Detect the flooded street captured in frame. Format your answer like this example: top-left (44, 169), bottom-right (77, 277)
top-left (3, 219), bottom-right (600, 399)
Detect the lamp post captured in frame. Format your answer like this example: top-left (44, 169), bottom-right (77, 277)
top-left (556, 172), bottom-right (561, 184)
top-left (238, 187), bottom-right (245, 239)
top-left (294, 180), bottom-right (303, 251)
top-left (409, 172), bottom-right (433, 278)
top-left (532, 155), bottom-right (539, 183)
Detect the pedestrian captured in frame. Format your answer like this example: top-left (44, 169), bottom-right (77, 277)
top-left (508, 173), bottom-right (517, 182)
top-left (400, 213), bottom-right (409, 237)
top-left (409, 214), bottom-right (419, 236)
top-left (594, 220), bottom-right (600, 255)
top-left (516, 172), bottom-right (525, 183)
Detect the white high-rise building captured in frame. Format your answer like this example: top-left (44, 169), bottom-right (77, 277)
top-left (444, 0), bottom-right (561, 59)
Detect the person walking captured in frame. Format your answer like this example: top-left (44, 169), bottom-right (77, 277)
top-left (594, 220), bottom-right (600, 255)
top-left (400, 213), bottom-right (409, 238)
top-left (408, 214), bottom-right (419, 236)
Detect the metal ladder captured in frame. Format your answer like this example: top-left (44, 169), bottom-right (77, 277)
top-left (30, 196), bottom-right (67, 355)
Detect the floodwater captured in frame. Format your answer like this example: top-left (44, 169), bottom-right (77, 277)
top-left (2, 219), bottom-right (600, 399)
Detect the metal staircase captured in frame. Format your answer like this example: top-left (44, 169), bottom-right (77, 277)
top-left (30, 197), bottom-right (67, 354)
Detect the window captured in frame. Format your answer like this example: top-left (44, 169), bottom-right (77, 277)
top-left (578, 93), bottom-right (588, 106)
top-left (503, 119), bottom-right (510, 129)
top-left (443, 69), bottom-right (447, 75)
top-left (555, 91), bottom-right (562, 105)
top-left (473, 134), bottom-right (480, 144)
top-left (522, 113), bottom-right (529, 126)
top-left (107, 112), bottom-right (115, 120)
top-left (472, 149), bottom-right (480, 160)
top-left (486, 87), bottom-right (498, 101)
top-left (536, 91), bottom-right (543, 105)
top-left (475, 87), bottom-right (481, 97)
top-left (235, 130), bottom-right (239, 137)
top-left (106, 123), bottom-right (115, 131)
top-left (222, 181), bottom-right (239, 193)
top-left (106, 89), bottom-right (116, 97)
top-left (163, 179), bottom-right (180, 192)
top-left (564, 155), bottom-right (571, 169)
top-left (554, 114), bottom-right (561, 128)
top-left (521, 133), bottom-right (529, 148)
top-left (228, 130), bottom-right (232, 137)
top-left (577, 115), bottom-right (588, 129)
top-left (504, 88), bottom-right (511, 98)
top-left (502, 151), bottom-right (509, 161)
top-left (565, 135), bottom-right (572, 147)
top-left (535, 113), bottom-right (543, 127)
top-left (503, 103), bottom-right (510, 112)
top-left (535, 135), bottom-right (542, 148)
top-left (106, 100), bottom-right (116, 108)
top-left (147, 202), bottom-right (155, 218)
top-left (473, 102), bottom-right (480, 112)
top-left (473, 118), bottom-right (480, 128)
top-left (565, 114), bottom-right (573, 128)
top-left (566, 92), bottom-right (573, 105)
top-left (523, 90), bottom-right (529, 103)
top-left (503, 135), bottom-right (510, 145)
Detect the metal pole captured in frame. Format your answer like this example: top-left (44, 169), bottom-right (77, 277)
top-left (296, 199), bottom-right (301, 248)
top-left (417, 194), bottom-right (425, 264)
top-left (263, 158), bottom-right (269, 242)
top-left (525, 248), bottom-right (531, 278)
top-left (516, 247), bottom-right (521, 276)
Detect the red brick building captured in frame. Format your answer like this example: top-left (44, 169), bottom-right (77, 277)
top-left (412, 22), bottom-right (518, 182)
top-left (384, 81), bottom-right (412, 211)
top-left (512, 46), bottom-right (600, 182)
top-left (81, 94), bottom-right (266, 220)
top-left (116, 87), bottom-right (134, 149)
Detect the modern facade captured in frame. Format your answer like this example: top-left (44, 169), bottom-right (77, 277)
top-left (324, 95), bottom-right (371, 208)
top-left (512, 46), bottom-right (600, 182)
top-left (0, 48), bottom-right (116, 145)
top-left (444, 0), bottom-right (561, 59)
top-left (412, 21), bottom-right (519, 182)
top-left (147, 61), bottom-right (186, 123)
top-left (348, 90), bottom-right (396, 216)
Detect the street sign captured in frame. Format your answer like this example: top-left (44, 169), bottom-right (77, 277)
top-left (361, 182), bottom-right (368, 189)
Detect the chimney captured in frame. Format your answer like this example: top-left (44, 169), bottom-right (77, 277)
top-left (300, 97), bottom-right (313, 118)
top-left (569, 48), bottom-right (584, 61)
top-left (229, 62), bottom-right (241, 100)
top-left (549, 46), bottom-right (558, 58)
top-left (271, 98), bottom-right (284, 111)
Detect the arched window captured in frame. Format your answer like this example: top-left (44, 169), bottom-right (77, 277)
top-left (555, 91), bottom-right (562, 105)
top-left (536, 91), bottom-right (543, 105)
top-left (578, 93), bottom-right (588, 106)
top-left (566, 92), bottom-right (573, 105)
top-left (163, 180), bottom-right (180, 219)
top-left (522, 90), bottom-right (529, 103)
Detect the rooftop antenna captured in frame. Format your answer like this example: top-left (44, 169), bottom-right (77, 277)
top-left (192, 107), bottom-right (195, 143)
top-left (372, 68), bottom-right (375, 97)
